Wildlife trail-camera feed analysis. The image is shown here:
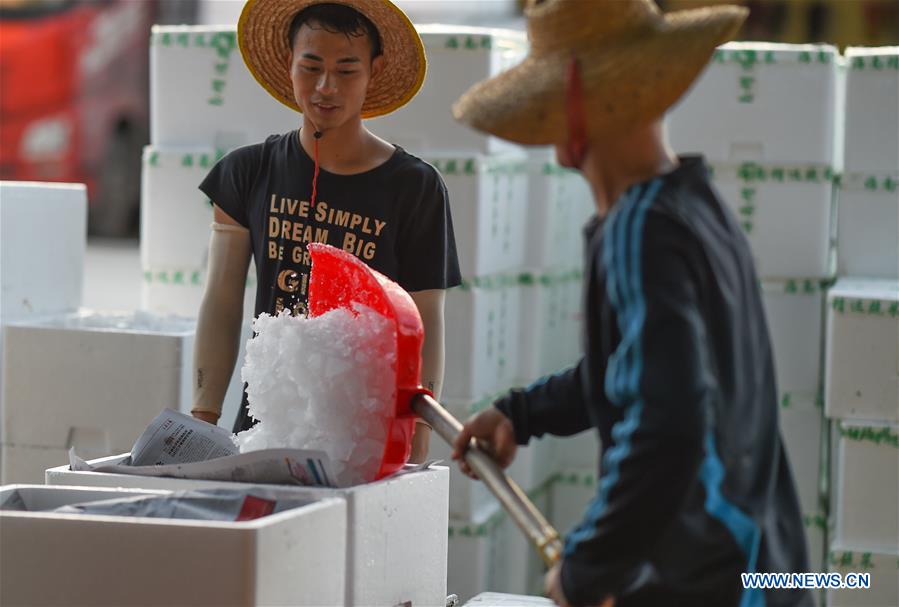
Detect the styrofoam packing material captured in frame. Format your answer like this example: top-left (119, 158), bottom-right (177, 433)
top-left (45, 458), bottom-right (450, 606)
top-left (1, 312), bottom-right (196, 475)
top-left (141, 265), bottom-right (257, 318)
top-left (430, 399), bottom-right (556, 520)
top-left (803, 512), bottom-right (827, 574)
top-left (836, 174), bottom-right (899, 280)
top-left (447, 484), bottom-right (552, 601)
top-left (1, 444), bottom-right (72, 486)
top-left (150, 26), bottom-right (297, 148)
top-left (0, 484), bottom-right (346, 606)
top-left (825, 278), bottom-right (899, 422)
top-left (779, 397), bottom-right (825, 516)
top-left (140, 146), bottom-right (226, 270)
top-left (842, 47), bottom-right (899, 175)
top-left (832, 421), bottom-right (898, 553)
top-left (0, 182), bottom-right (86, 323)
top-left (549, 468), bottom-right (597, 541)
top-left (524, 148), bottom-right (594, 272)
top-left (367, 25), bottom-right (527, 156)
top-left (426, 154), bottom-right (528, 279)
top-left (549, 430), bottom-right (599, 472)
top-left (827, 546), bottom-right (899, 607)
top-left (762, 279), bottom-right (825, 404)
top-left (669, 43), bottom-right (838, 166)
top-left (517, 271), bottom-right (583, 386)
top-left (708, 163), bottom-right (835, 280)
top-left (444, 278), bottom-right (521, 402)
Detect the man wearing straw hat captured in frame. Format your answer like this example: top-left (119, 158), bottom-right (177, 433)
top-left (452, 1), bottom-right (811, 605)
top-left (191, 0), bottom-right (461, 462)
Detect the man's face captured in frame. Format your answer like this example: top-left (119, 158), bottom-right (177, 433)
top-left (290, 22), bottom-right (384, 130)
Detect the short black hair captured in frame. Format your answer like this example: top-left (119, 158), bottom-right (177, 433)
top-left (288, 3), bottom-right (383, 60)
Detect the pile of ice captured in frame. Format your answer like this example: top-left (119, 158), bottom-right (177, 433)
top-left (236, 305), bottom-right (397, 486)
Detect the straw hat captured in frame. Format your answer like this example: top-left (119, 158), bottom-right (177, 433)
top-left (238, 0), bottom-right (426, 118)
top-left (452, 0), bottom-right (748, 145)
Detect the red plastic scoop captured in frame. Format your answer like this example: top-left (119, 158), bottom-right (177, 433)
top-left (307, 243), bottom-right (430, 480)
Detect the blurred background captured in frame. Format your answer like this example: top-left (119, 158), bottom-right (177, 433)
top-left (1, 0), bottom-right (897, 239)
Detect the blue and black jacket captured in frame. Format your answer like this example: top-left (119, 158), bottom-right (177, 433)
top-left (496, 156), bottom-right (811, 607)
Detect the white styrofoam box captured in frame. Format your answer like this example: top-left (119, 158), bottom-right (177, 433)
top-left (445, 277), bottom-right (521, 401)
top-left (150, 26), bottom-right (297, 148)
top-left (447, 483), bottom-right (552, 602)
top-left (827, 547), bottom-right (899, 607)
top-left (832, 421), bottom-right (899, 553)
top-left (779, 397), bottom-right (824, 516)
top-left (549, 430), bottom-right (599, 472)
top-left (431, 399), bottom-right (556, 520)
top-left (803, 513), bottom-right (826, 573)
top-left (0, 444), bottom-right (70, 485)
top-left (46, 457), bottom-right (450, 607)
top-left (762, 279), bottom-right (825, 403)
top-left (141, 265), bottom-right (257, 318)
top-left (141, 146), bottom-right (220, 270)
top-left (517, 271), bottom-right (583, 386)
top-left (463, 593), bottom-right (554, 607)
top-left (825, 279), bottom-right (899, 422)
top-left (709, 163), bottom-right (835, 279)
top-left (548, 468), bottom-right (597, 540)
top-left (367, 25), bottom-right (526, 156)
top-left (843, 48), bottom-right (899, 175)
top-left (426, 154), bottom-right (528, 279)
top-left (837, 174), bottom-right (899, 280)
top-left (1, 312), bottom-right (196, 470)
top-left (0, 484), bottom-right (345, 606)
top-left (0, 182), bottom-right (86, 322)
top-left (669, 43), bottom-right (838, 166)
top-left (524, 148), bottom-right (594, 273)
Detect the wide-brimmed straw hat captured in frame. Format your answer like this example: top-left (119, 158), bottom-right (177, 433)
top-left (453, 0), bottom-right (748, 145)
top-left (238, 0), bottom-right (426, 118)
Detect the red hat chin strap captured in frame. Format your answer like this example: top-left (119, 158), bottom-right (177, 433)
top-left (565, 57), bottom-right (588, 169)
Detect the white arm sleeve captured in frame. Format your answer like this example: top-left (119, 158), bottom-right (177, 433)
top-left (191, 222), bottom-right (252, 418)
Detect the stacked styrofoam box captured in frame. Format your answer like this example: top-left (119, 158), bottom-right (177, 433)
top-left (838, 48), bottom-right (899, 280)
top-left (447, 480), bottom-right (552, 602)
top-left (368, 25), bottom-right (526, 156)
top-left (150, 26), bottom-right (297, 149)
top-left (45, 459), bottom-right (450, 607)
top-left (824, 279), bottom-right (898, 604)
top-left (0, 311), bottom-right (196, 484)
top-left (669, 43), bottom-right (839, 280)
top-left (0, 484), bottom-right (347, 606)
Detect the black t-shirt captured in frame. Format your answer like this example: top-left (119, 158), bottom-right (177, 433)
top-left (199, 131), bottom-right (462, 318)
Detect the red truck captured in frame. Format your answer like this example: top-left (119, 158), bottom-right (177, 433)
top-left (0, 0), bottom-right (195, 236)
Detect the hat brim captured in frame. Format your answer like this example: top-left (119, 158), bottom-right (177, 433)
top-left (452, 6), bottom-right (747, 145)
top-left (238, 0), bottom-right (427, 119)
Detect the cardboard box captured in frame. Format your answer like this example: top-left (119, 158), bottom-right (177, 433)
top-left (825, 279), bottom-right (899, 422)
top-left (0, 484), bottom-right (346, 606)
top-left (524, 149), bottom-right (594, 272)
top-left (827, 546), bottom-right (899, 607)
top-left (779, 398), bottom-right (825, 516)
top-left (843, 48), bottom-right (899, 175)
top-left (45, 458), bottom-right (450, 607)
top-left (0, 182), bottom-right (86, 323)
top-left (445, 278), bottom-right (521, 401)
top-left (762, 280), bottom-right (825, 404)
top-left (668, 43), bottom-right (838, 166)
top-left (140, 146), bottom-right (221, 270)
top-left (367, 25), bottom-right (527, 156)
top-left (517, 271), bottom-right (583, 385)
top-left (150, 26), bottom-right (297, 148)
top-left (709, 163), bottom-right (835, 280)
top-left (425, 154), bottom-right (528, 279)
top-left (836, 174), bottom-right (899, 280)
top-left (832, 421), bottom-right (898, 553)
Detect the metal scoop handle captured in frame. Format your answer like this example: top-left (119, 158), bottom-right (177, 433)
top-left (411, 393), bottom-right (563, 567)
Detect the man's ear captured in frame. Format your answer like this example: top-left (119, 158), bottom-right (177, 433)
top-left (369, 54), bottom-right (386, 87)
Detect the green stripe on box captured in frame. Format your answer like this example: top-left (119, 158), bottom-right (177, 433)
top-left (838, 424), bottom-right (899, 449)
top-left (829, 296), bottom-right (898, 317)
